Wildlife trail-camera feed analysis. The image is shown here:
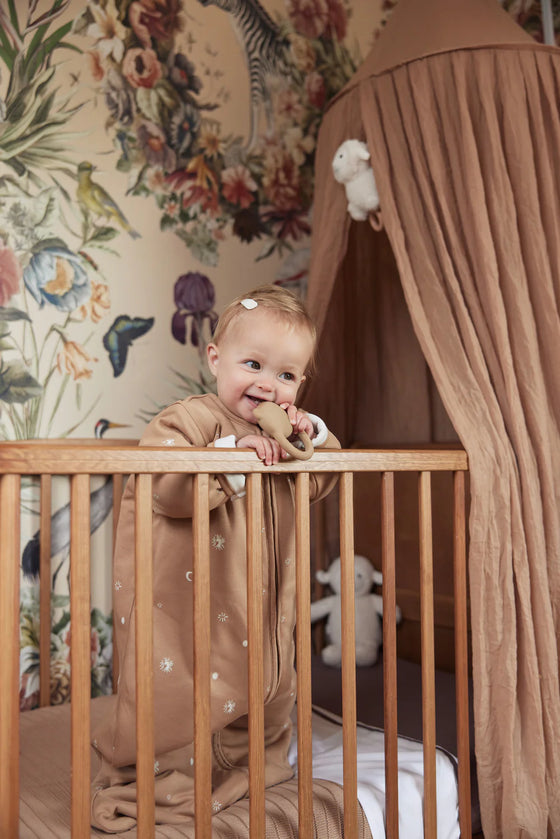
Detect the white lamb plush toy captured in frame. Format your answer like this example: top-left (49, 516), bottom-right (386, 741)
top-left (311, 555), bottom-right (401, 667)
top-left (332, 139), bottom-right (380, 221)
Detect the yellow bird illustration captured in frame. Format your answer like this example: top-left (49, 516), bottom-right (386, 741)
top-left (77, 162), bottom-right (140, 239)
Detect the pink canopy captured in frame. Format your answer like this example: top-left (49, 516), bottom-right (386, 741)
top-left (305, 1), bottom-right (560, 836)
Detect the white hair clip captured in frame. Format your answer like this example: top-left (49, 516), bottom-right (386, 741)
top-left (241, 298), bottom-right (258, 310)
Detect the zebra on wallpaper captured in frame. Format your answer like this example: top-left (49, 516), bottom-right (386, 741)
top-left (197, 0), bottom-right (291, 148)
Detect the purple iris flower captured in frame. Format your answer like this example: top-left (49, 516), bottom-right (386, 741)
top-left (172, 272), bottom-right (218, 347)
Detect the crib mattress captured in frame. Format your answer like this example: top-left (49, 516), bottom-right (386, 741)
top-left (19, 697), bottom-right (459, 838)
top-left (290, 706), bottom-right (460, 839)
top-left (19, 697), bottom-right (373, 838)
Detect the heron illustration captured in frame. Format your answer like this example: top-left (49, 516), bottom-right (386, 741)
top-left (22, 420), bottom-right (131, 579)
top-left (94, 418), bottom-right (131, 438)
top-left (22, 480), bottom-right (114, 579)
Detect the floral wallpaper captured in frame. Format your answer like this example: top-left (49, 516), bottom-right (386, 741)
top-left (2, 0), bottom-right (383, 711)
top-left (2, 0), bottom-right (552, 708)
top-left (0, 0), bottom-right (382, 444)
top-left (77, 0), bottom-right (361, 268)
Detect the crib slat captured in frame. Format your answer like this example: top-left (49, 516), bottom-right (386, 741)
top-left (112, 474), bottom-right (124, 692)
top-left (246, 473), bottom-right (266, 836)
top-left (70, 474), bottom-right (91, 839)
top-left (111, 470), bottom-right (125, 691)
top-left (193, 473), bottom-right (212, 838)
top-left (381, 472), bottom-right (399, 839)
top-left (312, 498), bottom-right (326, 651)
top-left (339, 472), bottom-right (359, 839)
top-left (295, 473), bottom-right (313, 839)
top-left (39, 474), bottom-right (52, 707)
top-left (418, 472), bottom-right (437, 838)
top-left (454, 471), bottom-right (472, 837)
top-left (0, 474), bottom-right (21, 838)
top-left (135, 474), bottom-right (155, 838)
top-left (112, 473), bottom-right (124, 540)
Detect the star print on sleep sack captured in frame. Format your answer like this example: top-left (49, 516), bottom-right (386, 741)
top-left (159, 657), bottom-right (174, 673)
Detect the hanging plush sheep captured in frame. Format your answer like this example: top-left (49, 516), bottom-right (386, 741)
top-left (332, 139), bottom-right (380, 222)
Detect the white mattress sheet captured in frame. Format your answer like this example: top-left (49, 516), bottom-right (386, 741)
top-left (288, 705), bottom-right (460, 839)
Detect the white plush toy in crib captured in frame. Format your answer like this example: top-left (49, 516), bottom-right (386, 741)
top-left (311, 555), bottom-right (401, 667)
top-left (332, 139), bottom-right (380, 222)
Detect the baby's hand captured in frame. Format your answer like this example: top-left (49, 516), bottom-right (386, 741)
top-left (237, 434), bottom-right (284, 466)
top-left (280, 403), bottom-right (315, 440)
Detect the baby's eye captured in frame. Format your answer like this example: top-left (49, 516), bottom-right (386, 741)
top-left (279, 372), bottom-right (295, 381)
top-left (245, 360), bottom-right (260, 370)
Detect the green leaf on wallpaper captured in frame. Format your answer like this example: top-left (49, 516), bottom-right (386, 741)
top-left (0, 43), bottom-right (16, 72)
top-left (6, 0), bottom-right (21, 39)
top-left (34, 190), bottom-right (58, 229)
top-left (125, 163), bottom-right (149, 194)
top-left (52, 593), bottom-right (70, 610)
top-left (52, 611), bottom-right (71, 636)
top-left (4, 66), bottom-right (55, 123)
top-left (175, 227), bottom-right (219, 267)
top-left (0, 360), bottom-right (42, 403)
top-left (89, 226), bottom-right (119, 243)
top-left (256, 240), bottom-right (277, 261)
top-left (136, 81), bottom-right (180, 124)
top-left (91, 607), bottom-right (112, 642)
top-left (116, 156), bottom-right (131, 174)
top-left (0, 306), bottom-right (31, 321)
top-left (34, 90), bottom-right (56, 126)
top-left (0, 322), bottom-right (13, 350)
top-left (30, 235), bottom-right (68, 253)
top-left (160, 215), bottom-right (176, 232)
top-left (23, 23), bottom-right (77, 81)
top-left (0, 21), bottom-right (16, 66)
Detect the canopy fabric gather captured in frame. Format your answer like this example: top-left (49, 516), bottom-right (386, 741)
top-left (304, 1), bottom-right (560, 836)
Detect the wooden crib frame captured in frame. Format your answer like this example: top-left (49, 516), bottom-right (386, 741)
top-left (0, 441), bottom-right (471, 838)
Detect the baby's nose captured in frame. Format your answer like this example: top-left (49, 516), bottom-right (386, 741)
top-left (257, 377), bottom-right (273, 392)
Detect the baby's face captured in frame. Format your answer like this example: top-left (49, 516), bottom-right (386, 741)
top-left (207, 308), bottom-right (314, 424)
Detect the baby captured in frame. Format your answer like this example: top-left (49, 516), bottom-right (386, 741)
top-left (91, 284), bottom-right (340, 831)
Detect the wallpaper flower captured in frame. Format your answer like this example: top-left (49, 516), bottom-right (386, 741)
top-left (76, 0), bottom-right (361, 267)
top-left (0, 2), bottom-right (148, 709)
top-left (0, 1), bottom-right (152, 441)
top-left (20, 586), bottom-right (113, 710)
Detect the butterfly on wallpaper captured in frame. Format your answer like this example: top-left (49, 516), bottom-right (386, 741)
top-left (103, 315), bottom-right (154, 377)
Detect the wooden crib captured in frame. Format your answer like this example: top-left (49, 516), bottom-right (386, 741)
top-left (0, 440), bottom-right (471, 838)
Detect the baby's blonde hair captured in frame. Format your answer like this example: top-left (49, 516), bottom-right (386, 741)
top-left (212, 284), bottom-right (316, 349)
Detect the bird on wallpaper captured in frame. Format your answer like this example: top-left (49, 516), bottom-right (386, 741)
top-left (102, 314), bottom-right (154, 377)
top-left (77, 161), bottom-right (141, 239)
top-left (95, 418), bottom-right (131, 438)
top-left (21, 479), bottom-right (114, 579)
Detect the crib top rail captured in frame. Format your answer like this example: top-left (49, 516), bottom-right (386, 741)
top-left (0, 441), bottom-right (468, 475)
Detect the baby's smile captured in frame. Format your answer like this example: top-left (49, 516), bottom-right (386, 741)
top-left (246, 394), bottom-right (271, 407)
